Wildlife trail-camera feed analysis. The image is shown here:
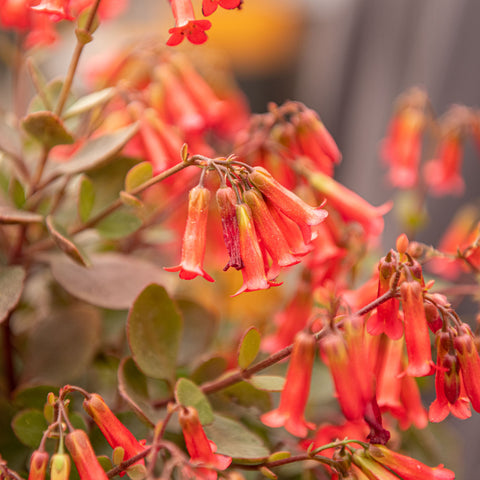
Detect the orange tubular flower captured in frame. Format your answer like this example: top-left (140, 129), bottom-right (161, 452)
top-left (179, 406), bottom-right (231, 480)
top-left (307, 168), bottom-right (392, 238)
top-left (454, 325), bottom-right (480, 413)
top-left (202, 0), bottom-right (242, 16)
top-left (400, 280), bottom-right (434, 377)
top-left (243, 188), bottom-right (300, 279)
top-left (216, 186), bottom-right (243, 271)
top-left (232, 203), bottom-right (280, 296)
top-left (261, 331), bottom-right (316, 437)
top-left (65, 430), bottom-right (109, 480)
top-left (167, 0), bottom-right (211, 46)
top-left (367, 445), bottom-right (455, 480)
top-left (248, 167), bottom-right (328, 243)
top-left (424, 131), bottom-right (465, 196)
top-left (165, 185), bottom-right (214, 282)
top-left (320, 328), bottom-right (365, 421)
top-left (429, 330), bottom-right (471, 422)
top-left (28, 450), bottom-right (49, 480)
top-left (83, 394), bottom-right (146, 467)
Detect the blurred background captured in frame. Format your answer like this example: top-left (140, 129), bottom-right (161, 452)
top-left (3, 0), bottom-right (480, 477)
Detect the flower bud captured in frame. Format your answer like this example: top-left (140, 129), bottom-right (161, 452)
top-left (28, 450), bottom-right (49, 480)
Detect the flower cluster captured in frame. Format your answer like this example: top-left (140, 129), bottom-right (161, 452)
top-left (166, 161), bottom-right (328, 296)
top-left (382, 87), bottom-right (480, 196)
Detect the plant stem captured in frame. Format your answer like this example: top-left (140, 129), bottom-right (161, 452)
top-left (2, 314), bottom-right (16, 397)
top-left (55, 0), bottom-right (102, 117)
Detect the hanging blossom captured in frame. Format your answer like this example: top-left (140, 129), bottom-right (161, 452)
top-left (165, 184), bottom-right (214, 282)
top-left (83, 393), bottom-right (147, 472)
top-left (202, 0), bottom-right (242, 16)
top-left (261, 331), bottom-right (316, 437)
top-left (167, 0), bottom-right (211, 46)
top-left (179, 406), bottom-right (231, 480)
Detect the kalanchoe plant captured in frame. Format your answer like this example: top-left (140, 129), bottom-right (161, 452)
top-left (1, 1), bottom-right (480, 480)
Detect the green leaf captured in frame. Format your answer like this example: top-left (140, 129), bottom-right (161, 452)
top-left (177, 299), bottom-right (218, 366)
top-left (175, 378), bottom-right (213, 425)
top-left (9, 177), bottom-right (26, 208)
top-left (204, 414), bottom-right (269, 460)
top-left (96, 208), bottom-right (142, 239)
top-left (125, 162), bottom-right (153, 192)
top-left (46, 215), bottom-right (89, 266)
top-left (97, 456), bottom-right (113, 473)
top-left (77, 175), bottom-right (95, 223)
top-left (0, 206), bottom-right (43, 225)
top-left (127, 284), bottom-right (182, 382)
top-left (248, 375), bottom-right (285, 392)
top-left (13, 386), bottom-right (58, 410)
top-left (22, 111), bottom-right (74, 148)
top-left (0, 265), bottom-right (26, 324)
top-left (11, 409), bottom-right (48, 448)
top-left (238, 327), bottom-right (261, 369)
top-left (21, 305), bottom-right (101, 385)
top-left (64, 88), bottom-right (115, 119)
top-left (56, 123), bottom-right (139, 175)
top-left (50, 253), bottom-right (169, 310)
top-left (222, 381), bottom-right (271, 412)
top-left (190, 356), bottom-right (228, 385)
top-left (267, 451), bottom-right (291, 462)
top-left (118, 356), bottom-right (166, 426)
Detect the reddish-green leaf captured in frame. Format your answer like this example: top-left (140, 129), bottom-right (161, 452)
top-left (56, 123), bottom-right (139, 175)
top-left (118, 357), bottom-right (166, 426)
top-left (204, 414), bottom-right (269, 460)
top-left (9, 177), bottom-right (26, 208)
top-left (96, 209), bottom-right (142, 239)
top-left (177, 298), bottom-right (218, 366)
top-left (0, 265), bottom-right (25, 324)
top-left (238, 327), bottom-right (261, 369)
top-left (21, 305), bottom-right (101, 385)
top-left (125, 162), bottom-right (153, 193)
top-left (50, 253), bottom-right (169, 310)
top-left (175, 378), bottom-right (213, 425)
top-left (119, 191), bottom-right (143, 208)
top-left (22, 111), bottom-right (74, 148)
top-left (64, 87), bottom-right (115, 119)
top-left (127, 284), bottom-right (182, 382)
top-left (11, 409), bottom-right (48, 448)
top-left (46, 215), bottom-right (89, 267)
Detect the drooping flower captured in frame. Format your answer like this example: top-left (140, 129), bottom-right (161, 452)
top-left (243, 187), bottom-right (300, 280)
top-left (232, 203), bottom-right (280, 296)
top-left (306, 167), bottom-right (392, 238)
top-left (202, 0), bottom-right (242, 17)
top-left (167, 0), bottom-right (212, 46)
top-left (400, 280), bottom-right (435, 377)
top-left (367, 445), bottom-right (455, 480)
top-left (216, 186), bottom-right (243, 271)
top-left (28, 449), bottom-right (49, 480)
top-left (261, 331), bottom-right (316, 437)
top-left (429, 330), bottom-right (471, 422)
top-left (453, 324), bottom-right (480, 413)
top-left (292, 106), bottom-right (342, 176)
top-left (424, 130), bottom-right (465, 196)
top-left (165, 185), bottom-right (214, 282)
top-left (83, 394), bottom-right (147, 468)
top-left (248, 166), bottom-right (328, 243)
top-left (179, 406), bottom-right (231, 480)
top-left (381, 89), bottom-right (427, 189)
top-left (65, 430), bottom-right (109, 480)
